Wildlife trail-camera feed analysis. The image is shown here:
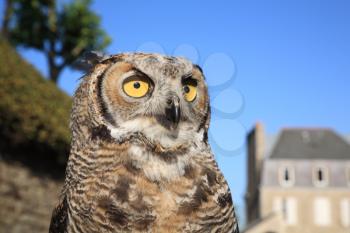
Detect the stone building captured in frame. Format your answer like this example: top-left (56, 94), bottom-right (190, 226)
top-left (244, 123), bottom-right (350, 233)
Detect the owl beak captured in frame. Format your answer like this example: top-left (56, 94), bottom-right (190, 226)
top-left (165, 96), bottom-right (181, 130)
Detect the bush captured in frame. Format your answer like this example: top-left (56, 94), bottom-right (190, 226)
top-left (0, 37), bottom-right (72, 175)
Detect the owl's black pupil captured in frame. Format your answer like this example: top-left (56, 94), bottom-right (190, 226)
top-left (133, 82), bottom-right (141, 89)
top-left (184, 85), bottom-right (190, 93)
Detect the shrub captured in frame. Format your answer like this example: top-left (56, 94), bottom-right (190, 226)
top-left (0, 38), bottom-right (72, 175)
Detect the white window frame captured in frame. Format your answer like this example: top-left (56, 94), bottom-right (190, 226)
top-left (312, 165), bottom-right (329, 187)
top-left (340, 198), bottom-right (350, 227)
top-left (313, 197), bottom-right (331, 226)
top-left (284, 197), bottom-right (298, 225)
top-left (279, 165), bottom-right (295, 187)
top-left (274, 197), bottom-right (297, 224)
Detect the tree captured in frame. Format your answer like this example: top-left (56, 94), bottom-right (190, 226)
top-left (1, 0), bottom-right (13, 38)
top-left (3, 0), bottom-right (111, 83)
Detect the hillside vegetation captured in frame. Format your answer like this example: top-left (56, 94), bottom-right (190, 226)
top-left (0, 37), bottom-right (72, 175)
top-left (0, 38), bottom-right (72, 232)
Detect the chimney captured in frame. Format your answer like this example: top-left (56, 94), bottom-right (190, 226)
top-left (254, 122), bottom-right (265, 182)
top-left (246, 122), bottom-right (265, 223)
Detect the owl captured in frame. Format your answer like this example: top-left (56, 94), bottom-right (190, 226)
top-left (49, 53), bottom-right (239, 233)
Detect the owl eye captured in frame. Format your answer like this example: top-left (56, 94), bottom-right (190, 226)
top-left (182, 78), bottom-right (197, 102)
top-left (123, 76), bottom-right (151, 98)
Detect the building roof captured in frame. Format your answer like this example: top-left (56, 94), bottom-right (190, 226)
top-left (269, 129), bottom-right (350, 160)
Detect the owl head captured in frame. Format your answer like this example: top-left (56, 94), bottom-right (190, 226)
top-left (72, 53), bottom-right (210, 150)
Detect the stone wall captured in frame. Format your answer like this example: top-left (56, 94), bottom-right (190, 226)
top-left (0, 159), bottom-right (63, 233)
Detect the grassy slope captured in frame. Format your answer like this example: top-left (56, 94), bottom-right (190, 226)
top-left (0, 38), bottom-right (72, 232)
top-left (0, 38), bottom-right (72, 175)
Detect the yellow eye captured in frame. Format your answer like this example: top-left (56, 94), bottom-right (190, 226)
top-left (183, 79), bottom-right (197, 102)
top-left (123, 76), bottom-right (151, 98)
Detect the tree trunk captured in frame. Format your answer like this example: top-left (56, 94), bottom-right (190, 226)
top-left (49, 65), bottom-right (62, 83)
top-left (47, 0), bottom-right (61, 83)
top-left (1, 0), bottom-right (13, 38)
top-left (47, 52), bottom-right (63, 83)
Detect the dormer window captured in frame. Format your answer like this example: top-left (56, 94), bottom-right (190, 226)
top-left (284, 169), bottom-right (290, 181)
top-left (279, 165), bottom-right (295, 187)
top-left (317, 169), bottom-right (323, 181)
top-left (313, 165), bottom-right (329, 187)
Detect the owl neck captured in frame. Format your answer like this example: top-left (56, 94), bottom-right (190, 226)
top-left (67, 122), bottom-right (209, 182)
top-left (90, 123), bottom-right (207, 154)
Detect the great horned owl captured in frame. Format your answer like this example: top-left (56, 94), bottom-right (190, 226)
top-left (49, 53), bottom-right (239, 233)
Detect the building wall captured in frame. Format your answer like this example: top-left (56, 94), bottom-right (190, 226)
top-left (0, 160), bottom-right (63, 233)
top-left (260, 187), bottom-right (350, 233)
top-left (262, 159), bottom-right (350, 187)
top-left (244, 212), bottom-right (284, 233)
top-left (244, 125), bottom-right (350, 232)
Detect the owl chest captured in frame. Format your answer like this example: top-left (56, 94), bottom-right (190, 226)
top-left (70, 168), bottom-right (219, 232)
top-left (68, 144), bottom-right (222, 232)
top-left (71, 165), bottom-right (199, 232)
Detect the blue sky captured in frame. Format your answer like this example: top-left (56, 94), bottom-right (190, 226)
top-left (2, 0), bottom-right (350, 225)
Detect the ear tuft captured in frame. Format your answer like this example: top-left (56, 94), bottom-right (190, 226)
top-left (72, 51), bottom-right (111, 72)
top-left (193, 64), bottom-right (203, 74)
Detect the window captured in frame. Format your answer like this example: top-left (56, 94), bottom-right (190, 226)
top-left (314, 197), bottom-right (331, 226)
top-left (313, 165), bottom-right (329, 187)
top-left (283, 197), bottom-right (298, 225)
top-left (347, 167), bottom-right (350, 186)
top-left (279, 165), bottom-right (295, 187)
top-left (340, 199), bottom-right (350, 227)
top-left (284, 169), bottom-right (290, 181)
top-left (274, 197), bottom-right (298, 225)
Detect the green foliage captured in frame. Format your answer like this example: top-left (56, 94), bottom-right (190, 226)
top-left (7, 0), bottom-right (111, 82)
top-left (9, 0), bottom-right (54, 50)
top-left (0, 38), bottom-right (71, 166)
top-left (59, 0), bottom-right (111, 62)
